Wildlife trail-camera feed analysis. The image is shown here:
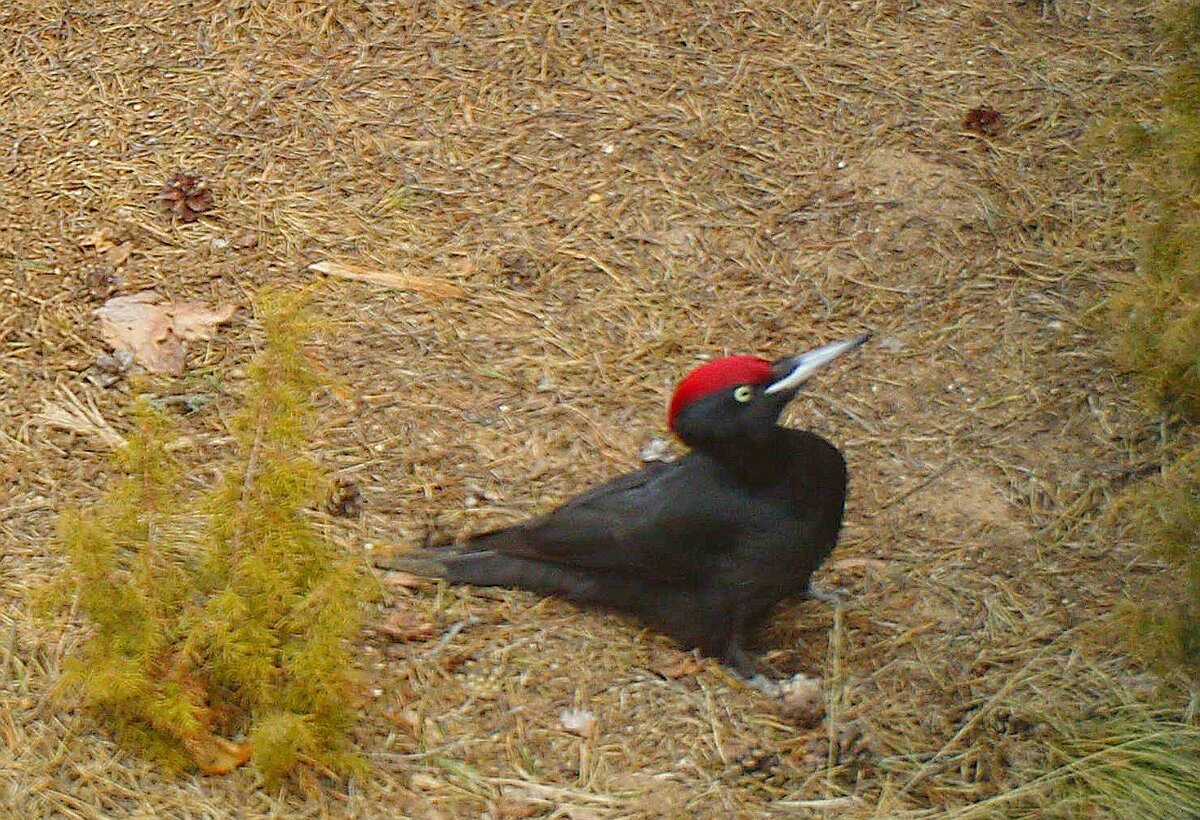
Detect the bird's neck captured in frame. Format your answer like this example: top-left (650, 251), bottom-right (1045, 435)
top-left (694, 427), bottom-right (791, 481)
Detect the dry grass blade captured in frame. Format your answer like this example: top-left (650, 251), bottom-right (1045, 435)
top-left (490, 779), bottom-right (622, 806)
top-left (308, 261), bottom-right (468, 299)
top-left (945, 719), bottom-right (1200, 818)
top-left (895, 629), bottom-right (1077, 801)
top-left (30, 386), bottom-right (126, 449)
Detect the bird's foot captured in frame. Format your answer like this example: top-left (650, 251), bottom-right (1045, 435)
top-left (771, 673), bottom-right (826, 725)
top-left (745, 673), bottom-right (782, 696)
top-left (726, 644), bottom-right (768, 681)
top-left (740, 671), bottom-right (826, 725)
top-left (805, 582), bottom-right (847, 604)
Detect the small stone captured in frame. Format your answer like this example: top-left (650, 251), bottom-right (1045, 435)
top-left (98, 349), bottom-right (135, 373)
top-left (231, 230), bottom-right (258, 250)
top-left (639, 436), bottom-right (675, 463)
top-left (559, 708), bottom-right (598, 738)
top-left (775, 673), bottom-right (825, 727)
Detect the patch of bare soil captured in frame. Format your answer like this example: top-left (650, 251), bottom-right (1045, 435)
top-left (0, 1), bottom-right (1168, 817)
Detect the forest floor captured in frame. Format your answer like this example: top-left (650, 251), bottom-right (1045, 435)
top-left (0, 1), bottom-right (1179, 817)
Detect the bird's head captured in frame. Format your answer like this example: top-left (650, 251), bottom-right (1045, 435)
top-left (668, 334), bottom-right (871, 451)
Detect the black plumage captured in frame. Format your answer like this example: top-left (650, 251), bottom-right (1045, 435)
top-left (379, 334), bottom-right (869, 676)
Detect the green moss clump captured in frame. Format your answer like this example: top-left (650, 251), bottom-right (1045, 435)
top-left (1112, 2), bottom-right (1200, 417)
top-left (54, 290), bottom-right (370, 786)
top-left (1111, 1), bottom-right (1200, 687)
top-left (1111, 215), bottom-right (1200, 416)
top-left (56, 400), bottom-right (207, 771)
top-left (987, 711), bottom-right (1200, 818)
top-left (1121, 447), bottom-right (1200, 680)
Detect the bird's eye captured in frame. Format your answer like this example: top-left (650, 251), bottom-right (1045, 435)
top-left (733, 385), bottom-right (753, 403)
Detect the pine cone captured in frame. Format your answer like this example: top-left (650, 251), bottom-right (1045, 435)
top-left (158, 172), bottom-right (215, 222)
top-left (326, 476), bottom-right (364, 518)
top-left (963, 106), bottom-right (1003, 137)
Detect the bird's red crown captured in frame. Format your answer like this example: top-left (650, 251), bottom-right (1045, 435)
top-left (668, 355), bottom-right (774, 431)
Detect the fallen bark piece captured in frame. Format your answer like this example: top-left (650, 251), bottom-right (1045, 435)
top-left (378, 610), bottom-right (437, 642)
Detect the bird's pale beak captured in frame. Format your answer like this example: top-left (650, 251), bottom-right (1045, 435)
top-left (764, 333), bottom-right (871, 395)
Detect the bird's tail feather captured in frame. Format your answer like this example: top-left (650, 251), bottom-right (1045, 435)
top-left (372, 529), bottom-right (644, 609)
top-left (372, 544), bottom-right (556, 591)
top-left (374, 547), bottom-right (736, 663)
top-left (443, 552), bottom-right (597, 595)
top-left (372, 550), bottom-right (453, 578)
top-left (376, 546), bottom-right (598, 597)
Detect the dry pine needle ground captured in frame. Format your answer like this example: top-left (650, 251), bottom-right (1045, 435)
top-left (0, 1), bottom-right (1178, 817)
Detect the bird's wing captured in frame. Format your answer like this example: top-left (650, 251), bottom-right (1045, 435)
top-left (466, 456), bottom-right (736, 583)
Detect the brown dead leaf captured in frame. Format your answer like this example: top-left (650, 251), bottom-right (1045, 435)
top-left (231, 230), bottom-right (258, 250)
top-left (390, 708), bottom-right (423, 735)
top-left (158, 654), bottom-right (253, 775)
top-left (652, 650), bottom-right (704, 679)
top-left (180, 732), bottom-right (253, 775)
top-left (378, 611), bottom-right (437, 642)
top-left (96, 292), bottom-right (178, 373)
top-left (166, 301), bottom-right (238, 341)
top-left (308, 260), bottom-right (468, 299)
top-left (95, 291), bottom-right (236, 375)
